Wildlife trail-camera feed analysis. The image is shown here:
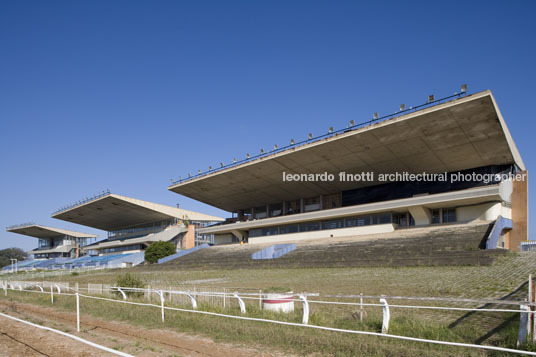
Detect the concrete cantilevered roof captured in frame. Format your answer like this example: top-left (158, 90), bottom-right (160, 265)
top-left (168, 90), bottom-right (525, 212)
top-left (6, 224), bottom-right (96, 239)
top-left (51, 193), bottom-right (224, 231)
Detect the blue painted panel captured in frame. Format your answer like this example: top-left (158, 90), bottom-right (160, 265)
top-left (251, 244), bottom-right (296, 260)
top-left (486, 216), bottom-right (513, 249)
top-left (157, 244), bottom-right (210, 264)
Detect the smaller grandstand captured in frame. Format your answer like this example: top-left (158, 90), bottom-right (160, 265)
top-left (52, 192), bottom-right (224, 256)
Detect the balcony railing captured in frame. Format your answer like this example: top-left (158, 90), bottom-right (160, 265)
top-left (169, 89), bottom-right (469, 186)
top-left (52, 189), bottom-right (111, 215)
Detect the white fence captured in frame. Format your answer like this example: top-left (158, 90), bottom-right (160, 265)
top-left (2, 279), bottom-right (536, 355)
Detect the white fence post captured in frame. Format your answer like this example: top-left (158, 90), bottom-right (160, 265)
top-left (233, 293), bottom-right (246, 314)
top-left (360, 293), bottom-right (363, 323)
top-left (116, 288), bottom-right (127, 301)
top-left (155, 290), bottom-right (165, 323)
top-left (3, 281), bottom-right (6, 296)
top-left (76, 292), bottom-right (80, 332)
top-left (518, 304), bottom-right (530, 347)
top-left (380, 298), bottom-right (390, 334)
top-left (529, 274), bottom-right (533, 337)
top-left (299, 295), bottom-right (309, 325)
top-left (50, 285), bottom-right (54, 304)
top-left (187, 292), bottom-right (198, 310)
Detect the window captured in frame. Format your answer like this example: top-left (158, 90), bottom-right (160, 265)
top-left (269, 203), bottom-right (282, 217)
top-left (443, 208), bottom-right (456, 223)
top-left (280, 224), bottom-right (299, 234)
top-left (373, 213), bottom-right (391, 225)
top-left (299, 221), bottom-right (320, 232)
top-left (431, 209), bottom-right (440, 224)
top-left (323, 193), bottom-right (341, 210)
top-left (262, 226), bottom-right (279, 236)
top-left (304, 197), bottom-right (321, 212)
top-left (285, 200), bottom-right (301, 215)
top-left (254, 206), bottom-right (267, 219)
top-left (432, 208), bottom-right (456, 224)
top-left (249, 229), bottom-right (262, 237)
top-left (322, 219), bottom-right (344, 230)
top-left (239, 210), bottom-right (252, 221)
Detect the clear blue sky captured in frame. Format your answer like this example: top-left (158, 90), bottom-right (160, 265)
top-left (0, 0), bottom-right (534, 251)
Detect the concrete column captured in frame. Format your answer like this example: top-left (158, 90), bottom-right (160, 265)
top-left (408, 206), bottom-right (432, 226)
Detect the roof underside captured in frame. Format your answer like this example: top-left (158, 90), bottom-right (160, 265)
top-left (168, 91), bottom-right (524, 212)
top-left (52, 194), bottom-right (223, 231)
top-left (7, 225), bottom-right (96, 239)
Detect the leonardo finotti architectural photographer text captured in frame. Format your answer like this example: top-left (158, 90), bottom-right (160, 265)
top-left (282, 171), bottom-right (527, 184)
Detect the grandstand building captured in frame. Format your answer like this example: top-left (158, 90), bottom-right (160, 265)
top-left (5, 223), bottom-right (96, 259)
top-left (51, 193), bottom-right (224, 255)
top-left (168, 89), bottom-right (528, 250)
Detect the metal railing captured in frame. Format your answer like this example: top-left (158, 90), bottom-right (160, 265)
top-left (170, 89), bottom-right (469, 186)
top-left (6, 222), bottom-right (36, 230)
top-left (52, 189), bottom-right (111, 215)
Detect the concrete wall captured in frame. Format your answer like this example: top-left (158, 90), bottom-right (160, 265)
top-left (214, 233), bottom-right (235, 245)
top-left (248, 224), bottom-right (395, 245)
top-left (508, 171), bottom-right (528, 251)
top-left (456, 202), bottom-right (504, 222)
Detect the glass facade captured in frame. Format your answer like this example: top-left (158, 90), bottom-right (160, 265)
top-left (248, 212), bottom-right (406, 238)
top-left (108, 218), bottom-right (179, 240)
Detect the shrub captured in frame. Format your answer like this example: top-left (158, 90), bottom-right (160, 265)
top-left (114, 273), bottom-right (145, 298)
top-left (144, 241), bottom-right (176, 264)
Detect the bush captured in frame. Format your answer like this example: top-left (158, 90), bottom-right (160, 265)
top-left (144, 241), bottom-right (176, 264)
top-left (114, 273), bottom-right (145, 298)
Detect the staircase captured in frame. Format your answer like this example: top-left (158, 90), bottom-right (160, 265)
top-left (156, 222), bottom-right (506, 270)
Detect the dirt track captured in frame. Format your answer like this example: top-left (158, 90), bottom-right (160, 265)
top-left (0, 313), bottom-right (109, 356)
top-left (0, 300), bottom-right (275, 356)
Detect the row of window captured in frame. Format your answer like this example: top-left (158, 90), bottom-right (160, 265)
top-left (101, 244), bottom-right (143, 254)
top-left (240, 194), bottom-right (344, 221)
top-left (248, 213), bottom-right (394, 238)
top-left (248, 208), bottom-right (458, 238)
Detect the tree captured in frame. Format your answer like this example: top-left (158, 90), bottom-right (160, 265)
top-left (0, 247), bottom-right (28, 268)
top-left (144, 241), bottom-right (176, 264)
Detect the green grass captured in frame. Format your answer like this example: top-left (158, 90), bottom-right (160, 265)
top-left (1, 288), bottom-right (533, 356)
top-left (6, 252), bottom-right (536, 355)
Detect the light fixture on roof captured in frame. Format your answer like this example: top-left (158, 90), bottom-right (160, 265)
top-left (399, 104), bottom-right (406, 111)
top-left (179, 176), bottom-right (182, 181)
top-left (274, 144), bottom-right (278, 150)
top-left (188, 173), bottom-right (191, 178)
top-left (198, 169), bottom-right (201, 174)
top-left (220, 162), bottom-right (224, 168)
top-left (233, 158), bottom-right (237, 163)
top-left (290, 139), bottom-right (295, 145)
top-left (308, 133), bottom-right (313, 140)
top-left (260, 149), bottom-right (265, 154)
top-left (349, 120), bottom-right (355, 126)
top-left (209, 166), bottom-right (213, 171)
top-left (373, 112), bottom-right (379, 120)
top-left (461, 84), bottom-right (467, 93)
top-left (428, 95), bottom-right (434, 102)
top-left (328, 127), bottom-right (333, 133)
top-left (246, 153), bottom-right (251, 159)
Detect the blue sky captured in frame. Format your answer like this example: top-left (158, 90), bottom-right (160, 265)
top-left (0, 0), bottom-right (534, 251)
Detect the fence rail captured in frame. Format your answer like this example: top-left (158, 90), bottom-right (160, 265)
top-left (1, 278), bottom-right (536, 355)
